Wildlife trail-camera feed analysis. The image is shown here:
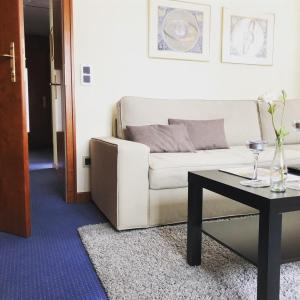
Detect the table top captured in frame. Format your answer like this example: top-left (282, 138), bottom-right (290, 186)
top-left (190, 170), bottom-right (300, 201)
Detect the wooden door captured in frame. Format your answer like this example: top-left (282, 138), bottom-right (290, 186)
top-left (0, 0), bottom-right (31, 237)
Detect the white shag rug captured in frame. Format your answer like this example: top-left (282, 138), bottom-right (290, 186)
top-left (78, 221), bottom-right (300, 300)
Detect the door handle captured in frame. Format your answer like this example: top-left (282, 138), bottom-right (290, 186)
top-left (0, 54), bottom-right (13, 58)
top-left (0, 42), bottom-right (16, 83)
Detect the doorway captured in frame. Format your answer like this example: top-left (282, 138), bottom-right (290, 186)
top-left (24, 0), bottom-right (65, 196)
top-left (24, 0), bottom-right (77, 204)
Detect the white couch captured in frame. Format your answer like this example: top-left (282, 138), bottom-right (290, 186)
top-left (90, 97), bottom-right (300, 230)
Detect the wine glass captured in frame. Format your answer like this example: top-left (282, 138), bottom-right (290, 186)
top-left (286, 121), bottom-right (300, 190)
top-left (240, 140), bottom-right (268, 188)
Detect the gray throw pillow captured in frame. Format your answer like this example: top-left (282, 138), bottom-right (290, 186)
top-left (126, 124), bottom-right (196, 153)
top-left (168, 119), bottom-right (229, 150)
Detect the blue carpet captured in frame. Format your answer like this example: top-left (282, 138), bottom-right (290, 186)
top-left (0, 169), bottom-right (108, 300)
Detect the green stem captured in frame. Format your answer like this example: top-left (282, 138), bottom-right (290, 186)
top-left (280, 95), bottom-right (286, 131)
top-left (271, 111), bottom-right (278, 139)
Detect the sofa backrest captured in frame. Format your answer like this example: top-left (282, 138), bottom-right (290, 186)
top-left (258, 99), bottom-right (300, 145)
top-left (116, 97), bottom-right (262, 147)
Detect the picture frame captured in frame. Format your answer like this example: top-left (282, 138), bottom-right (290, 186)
top-left (148, 0), bottom-right (211, 62)
top-left (222, 8), bottom-right (275, 66)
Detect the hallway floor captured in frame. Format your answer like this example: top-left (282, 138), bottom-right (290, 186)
top-left (0, 155), bottom-right (108, 299)
top-left (29, 148), bottom-right (54, 171)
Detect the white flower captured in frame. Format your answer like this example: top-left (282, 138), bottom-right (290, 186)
top-left (258, 91), bottom-right (281, 105)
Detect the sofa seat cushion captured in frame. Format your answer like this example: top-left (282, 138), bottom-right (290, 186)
top-left (149, 146), bottom-right (300, 189)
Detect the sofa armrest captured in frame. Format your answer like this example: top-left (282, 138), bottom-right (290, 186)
top-left (90, 137), bottom-right (150, 230)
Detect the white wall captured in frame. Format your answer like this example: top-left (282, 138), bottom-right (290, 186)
top-left (73, 0), bottom-right (300, 193)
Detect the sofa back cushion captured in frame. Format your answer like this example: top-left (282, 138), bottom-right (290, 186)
top-left (258, 99), bottom-right (300, 145)
top-left (116, 97), bottom-right (262, 146)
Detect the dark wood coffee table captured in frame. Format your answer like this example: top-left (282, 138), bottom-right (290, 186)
top-left (187, 170), bottom-right (300, 300)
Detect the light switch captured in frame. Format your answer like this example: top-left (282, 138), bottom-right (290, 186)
top-left (83, 66), bottom-right (90, 74)
top-left (81, 65), bottom-right (92, 85)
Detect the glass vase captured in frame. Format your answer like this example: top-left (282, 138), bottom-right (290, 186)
top-left (270, 139), bottom-right (287, 192)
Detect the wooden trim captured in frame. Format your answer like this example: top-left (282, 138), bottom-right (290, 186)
top-left (62, 0), bottom-right (77, 203)
top-left (76, 192), bottom-right (91, 203)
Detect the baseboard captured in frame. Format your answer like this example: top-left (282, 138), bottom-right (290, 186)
top-left (76, 192), bottom-right (91, 203)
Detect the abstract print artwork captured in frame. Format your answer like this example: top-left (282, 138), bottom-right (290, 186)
top-left (222, 8), bottom-right (275, 65)
top-left (157, 7), bottom-right (203, 53)
top-left (149, 0), bottom-right (210, 61)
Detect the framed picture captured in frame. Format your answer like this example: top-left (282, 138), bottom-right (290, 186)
top-left (148, 0), bottom-right (211, 62)
top-left (222, 8), bottom-right (275, 66)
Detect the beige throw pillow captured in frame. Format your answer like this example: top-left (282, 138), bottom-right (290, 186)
top-left (168, 119), bottom-right (229, 150)
top-left (126, 124), bottom-right (196, 153)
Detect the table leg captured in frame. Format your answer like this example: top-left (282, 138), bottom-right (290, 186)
top-left (187, 179), bottom-right (203, 266)
top-left (257, 210), bottom-right (282, 300)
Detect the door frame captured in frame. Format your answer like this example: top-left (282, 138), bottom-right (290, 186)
top-left (40, 0), bottom-right (77, 203)
top-left (26, 0), bottom-right (77, 203)
top-left (61, 0), bottom-right (77, 203)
